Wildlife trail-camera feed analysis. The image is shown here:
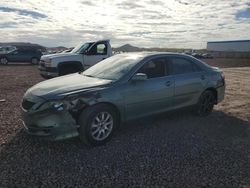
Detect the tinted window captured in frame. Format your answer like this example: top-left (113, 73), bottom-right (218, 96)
top-left (171, 57), bottom-right (200, 75)
top-left (17, 50), bottom-right (25, 54)
top-left (137, 58), bottom-right (167, 79)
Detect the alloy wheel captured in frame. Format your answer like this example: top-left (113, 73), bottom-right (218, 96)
top-left (0, 58), bottom-right (8, 65)
top-left (90, 112), bottom-right (113, 141)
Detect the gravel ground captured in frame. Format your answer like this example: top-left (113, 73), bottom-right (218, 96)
top-left (0, 62), bottom-right (250, 187)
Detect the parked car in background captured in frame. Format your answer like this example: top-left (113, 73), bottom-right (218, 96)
top-left (190, 53), bottom-right (213, 59)
top-left (191, 53), bottom-right (204, 59)
top-left (38, 39), bottom-right (113, 79)
top-left (21, 52), bottom-right (225, 146)
top-left (203, 53), bottom-right (213, 59)
top-left (0, 48), bottom-right (42, 64)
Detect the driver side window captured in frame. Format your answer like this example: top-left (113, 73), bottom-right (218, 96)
top-left (88, 42), bottom-right (107, 55)
top-left (13, 50), bottom-right (20, 54)
top-left (137, 58), bottom-right (167, 79)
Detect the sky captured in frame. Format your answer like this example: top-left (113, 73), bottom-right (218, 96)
top-left (0, 0), bottom-right (250, 49)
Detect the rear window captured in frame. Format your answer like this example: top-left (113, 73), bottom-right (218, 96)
top-left (170, 57), bottom-right (201, 75)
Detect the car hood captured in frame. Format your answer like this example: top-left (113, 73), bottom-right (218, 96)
top-left (41, 52), bottom-right (79, 60)
top-left (26, 73), bottom-right (112, 100)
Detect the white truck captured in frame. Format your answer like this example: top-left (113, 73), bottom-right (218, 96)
top-left (38, 40), bottom-right (112, 78)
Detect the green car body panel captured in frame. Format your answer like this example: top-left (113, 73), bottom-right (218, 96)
top-left (21, 52), bottom-right (225, 140)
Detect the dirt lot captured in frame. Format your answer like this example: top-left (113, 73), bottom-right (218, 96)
top-left (0, 59), bottom-right (250, 187)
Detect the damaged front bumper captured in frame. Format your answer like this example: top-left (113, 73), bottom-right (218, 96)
top-left (21, 109), bottom-right (79, 140)
top-left (21, 95), bottom-right (80, 140)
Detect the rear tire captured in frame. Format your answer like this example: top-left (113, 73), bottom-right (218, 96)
top-left (196, 90), bottom-right (215, 116)
top-left (78, 104), bottom-right (118, 146)
top-left (0, 57), bottom-right (8, 65)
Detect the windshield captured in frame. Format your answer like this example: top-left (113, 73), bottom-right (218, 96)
top-left (71, 42), bottom-right (93, 54)
top-left (82, 54), bottom-right (143, 80)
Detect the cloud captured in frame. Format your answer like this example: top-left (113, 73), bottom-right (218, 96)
top-left (0, 0), bottom-right (249, 48)
top-left (0, 6), bottom-right (47, 19)
top-left (80, 0), bottom-right (95, 6)
top-left (0, 21), bottom-right (17, 28)
top-left (116, 1), bottom-right (144, 9)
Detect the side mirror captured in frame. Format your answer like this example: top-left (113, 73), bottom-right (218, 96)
top-left (80, 50), bottom-right (87, 55)
top-left (131, 73), bottom-right (147, 81)
top-left (86, 50), bottom-right (94, 56)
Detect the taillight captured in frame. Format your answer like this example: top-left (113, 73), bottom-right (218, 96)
top-left (221, 72), bottom-right (225, 80)
top-left (220, 72), bottom-right (225, 85)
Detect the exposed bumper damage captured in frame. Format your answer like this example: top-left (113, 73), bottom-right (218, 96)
top-left (21, 94), bottom-right (89, 140)
top-left (22, 109), bottom-right (78, 140)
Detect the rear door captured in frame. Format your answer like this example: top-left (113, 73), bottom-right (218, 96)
top-left (83, 41), bottom-right (109, 68)
top-left (124, 57), bottom-right (174, 120)
top-left (169, 56), bottom-right (207, 108)
top-left (21, 50), bottom-right (33, 62)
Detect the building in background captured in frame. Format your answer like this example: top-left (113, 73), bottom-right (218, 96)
top-left (207, 40), bottom-right (250, 58)
top-left (207, 40), bottom-right (250, 52)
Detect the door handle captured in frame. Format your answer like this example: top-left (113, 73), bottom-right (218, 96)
top-left (165, 81), bottom-right (172, 87)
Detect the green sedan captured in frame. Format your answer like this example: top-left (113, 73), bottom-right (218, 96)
top-left (21, 52), bottom-right (225, 145)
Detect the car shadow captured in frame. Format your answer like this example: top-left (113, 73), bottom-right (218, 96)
top-left (118, 109), bottom-right (249, 138)
top-left (0, 109), bottom-right (249, 187)
top-left (0, 109), bottom-right (249, 153)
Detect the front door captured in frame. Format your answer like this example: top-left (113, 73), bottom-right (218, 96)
top-left (8, 50), bottom-right (22, 62)
top-left (124, 57), bottom-right (174, 120)
top-left (84, 42), bottom-right (108, 69)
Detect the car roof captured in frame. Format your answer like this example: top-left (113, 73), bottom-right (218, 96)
top-left (116, 52), bottom-right (191, 59)
top-left (84, 39), bottom-right (110, 43)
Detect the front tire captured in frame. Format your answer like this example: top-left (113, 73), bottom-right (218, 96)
top-left (78, 104), bottom-right (118, 146)
top-left (0, 57), bottom-right (8, 65)
top-left (196, 90), bottom-right (216, 116)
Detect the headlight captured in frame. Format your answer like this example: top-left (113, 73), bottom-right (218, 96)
top-left (40, 96), bottom-right (87, 112)
top-left (45, 59), bottom-right (52, 67)
top-left (50, 101), bottom-right (65, 111)
top-left (37, 99), bottom-right (79, 112)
